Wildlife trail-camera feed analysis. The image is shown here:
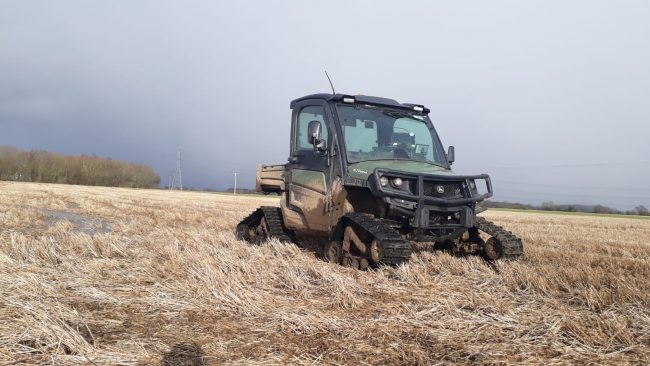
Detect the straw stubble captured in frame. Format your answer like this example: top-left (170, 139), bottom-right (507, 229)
top-left (0, 182), bottom-right (648, 365)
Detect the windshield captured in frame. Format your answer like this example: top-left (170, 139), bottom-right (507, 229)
top-left (336, 104), bottom-right (448, 166)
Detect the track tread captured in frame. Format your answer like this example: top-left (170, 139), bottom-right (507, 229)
top-left (475, 217), bottom-right (524, 259)
top-left (343, 212), bottom-right (412, 266)
top-left (260, 206), bottom-right (294, 243)
top-left (236, 206), bottom-right (294, 243)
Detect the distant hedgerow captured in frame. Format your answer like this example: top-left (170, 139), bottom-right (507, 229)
top-left (0, 145), bottom-right (160, 188)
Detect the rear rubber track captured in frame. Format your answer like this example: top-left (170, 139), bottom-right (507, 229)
top-left (236, 206), bottom-right (294, 243)
top-left (343, 212), bottom-right (412, 266)
top-left (475, 217), bottom-right (524, 259)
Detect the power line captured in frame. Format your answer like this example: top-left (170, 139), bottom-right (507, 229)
top-left (492, 193), bottom-right (643, 208)
top-left (486, 161), bottom-right (650, 170)
top-left (495, 179), bottom-right (650, 192)
top-left (496, 187), bottom-right (650, 200)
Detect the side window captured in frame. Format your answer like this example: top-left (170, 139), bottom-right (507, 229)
top-left (296, 105), bottom-right (328, 150)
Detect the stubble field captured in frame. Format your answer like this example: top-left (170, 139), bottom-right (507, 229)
top-left (0, 182), bottom-right (649, 365)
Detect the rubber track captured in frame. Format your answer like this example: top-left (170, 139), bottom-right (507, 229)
top-left (475, 217), bottom-right (524, 259)
top-left (237, 206), bottom-right (294, 243)
top-left (343, 212), bottom-right (412, 266)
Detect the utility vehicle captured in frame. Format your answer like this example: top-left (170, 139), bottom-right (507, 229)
top-left (236, 93), bottom-right (523, 268)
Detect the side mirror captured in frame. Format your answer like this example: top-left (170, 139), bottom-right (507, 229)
top-left (447, 145), bottom-right (455, 165)
top-left (307, 120), bottom-right (325, 151)
top-left (307, 120), bottom-right (322, 144)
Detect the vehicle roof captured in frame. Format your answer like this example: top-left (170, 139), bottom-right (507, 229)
top-left (290, 93), bottom-right (430, 114)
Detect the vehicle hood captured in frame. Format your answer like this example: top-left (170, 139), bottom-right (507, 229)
top-left (347, 160), bottom-right (455, 180)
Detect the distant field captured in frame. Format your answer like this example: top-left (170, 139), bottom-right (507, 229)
top-left (490, 207), bottom-right (650, 220)
top-left (1, 182), bottom-right (649, 365)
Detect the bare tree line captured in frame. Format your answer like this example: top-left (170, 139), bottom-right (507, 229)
top-left (485, 200), bottom-right (649, 216)
top-left (0, 146), bottom-right (160, 188)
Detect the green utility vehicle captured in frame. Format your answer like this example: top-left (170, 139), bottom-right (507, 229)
top-left (237, 93), bottom-right (523, 268)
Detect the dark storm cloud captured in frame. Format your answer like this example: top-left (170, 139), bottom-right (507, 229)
top-left (1, 0), bottom-right (649, 209)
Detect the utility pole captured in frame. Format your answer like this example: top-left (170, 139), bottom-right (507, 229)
top-left (232, 172), bottom-right (239, 195)
top-left (171, 147), bottom-right (183, 190)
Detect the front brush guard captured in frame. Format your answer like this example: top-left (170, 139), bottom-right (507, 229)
top-left (369, 168), bottom-right (493, 206)
top-left (369, 168), bottom-right (493, 229)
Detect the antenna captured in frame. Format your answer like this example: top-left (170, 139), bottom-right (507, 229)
top-left (324, 70), bottom-right (336, 95)
top-left (171, 146), bottom-right (183, 190)
top-left (232, 172), bottom-right (239, 195)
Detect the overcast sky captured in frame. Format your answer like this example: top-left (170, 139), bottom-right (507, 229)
top-left (1, 0), bottom-right (649, 209)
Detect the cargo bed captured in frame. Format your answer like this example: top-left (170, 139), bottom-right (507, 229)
top-left (256, 164), bottom-right (285, 193)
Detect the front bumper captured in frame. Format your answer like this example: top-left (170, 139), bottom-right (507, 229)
top-left (369, 168), bottom-right (493, 229)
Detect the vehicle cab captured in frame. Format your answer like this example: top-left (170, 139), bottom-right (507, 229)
top-left (280, 93), bottom-right (492, 240)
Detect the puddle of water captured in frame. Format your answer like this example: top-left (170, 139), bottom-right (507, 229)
top-left (41, 209), bottom-right (111, 235)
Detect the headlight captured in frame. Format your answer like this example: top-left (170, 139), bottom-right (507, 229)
top-left (392, 177), bottom-right (403, 188)
top-left (379, 176), bottom-right (389, 187)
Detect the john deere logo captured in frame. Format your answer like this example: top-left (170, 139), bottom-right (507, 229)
top-left (436, 185), bottom-right (445, 194)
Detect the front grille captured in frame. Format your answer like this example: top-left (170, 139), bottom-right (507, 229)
top-left (429, 212), bottom-right (461, 226)
top-left (423, 181), bottom-right (465, 199)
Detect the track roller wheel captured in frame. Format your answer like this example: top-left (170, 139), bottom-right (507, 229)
top-left (484, 237), bottom-right (504, 260)
top-left (359, 258), bottom-right (369, 271)
top-left (323, 241), bottom-right (343, 264)
top-left (370, 239), bottom-right (383, 263)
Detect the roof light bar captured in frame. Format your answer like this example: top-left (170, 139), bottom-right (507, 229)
top-left (413, 105), bottom-right (424, 112)
top-left (343, 97), bottom-right (355, 103)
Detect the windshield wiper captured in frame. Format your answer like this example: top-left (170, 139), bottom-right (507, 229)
top-left (382, 110), bottom-right (420, 120)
